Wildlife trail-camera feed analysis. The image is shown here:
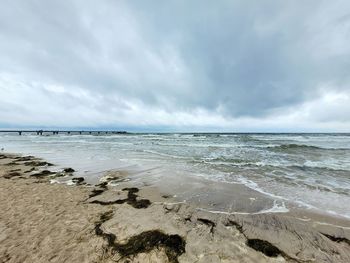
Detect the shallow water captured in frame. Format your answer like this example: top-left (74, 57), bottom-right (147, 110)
top-left (1, 133), bottom-right (350, 218)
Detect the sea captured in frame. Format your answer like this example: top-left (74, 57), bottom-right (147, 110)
top-left (1, 133), bottom-right (350, 218)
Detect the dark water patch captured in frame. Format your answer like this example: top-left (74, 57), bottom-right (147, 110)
top-left (236, 135), bottom-right (263, 144)
top-left (300, 183), bottom-right (348, 195)
top-left (204, 157), bottom-right (252, 164)
top-left (267, 143), bottom-right (348, 152)
top-left (94, 211), bottom-right (186, 263)
top-left (287, 165), bottom-right (349, 174)
top-left (193, 133), bottom-right (206, 137)
top-left (269, 144), bottom-right (322, 150)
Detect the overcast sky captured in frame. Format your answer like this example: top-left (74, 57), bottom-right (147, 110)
top-left (1, 0), bottom-right (350, 132)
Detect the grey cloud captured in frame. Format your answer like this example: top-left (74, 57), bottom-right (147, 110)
top-left (0, 0), bottom-right (350, 129)
top-left (129, 0), bottom-right (350, 115)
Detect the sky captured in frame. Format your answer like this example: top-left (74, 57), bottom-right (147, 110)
top-left (0, 0), bottom-right (350, 132)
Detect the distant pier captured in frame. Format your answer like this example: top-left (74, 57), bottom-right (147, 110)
top-left (0, 130), bottom-right (128, 136)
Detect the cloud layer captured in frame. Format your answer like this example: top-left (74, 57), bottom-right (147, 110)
top-left (1, 0), bottom-right (350, 131)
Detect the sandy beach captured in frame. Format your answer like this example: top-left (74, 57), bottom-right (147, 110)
top-left (1, 0), bottom-right (350, 261)
top-left (1, 153), bottom-right (350, 263)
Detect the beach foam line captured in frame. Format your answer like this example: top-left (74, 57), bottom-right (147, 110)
top-left (142, 149), bottom-right (189, 159)
top-left (197, 200), bottom-right (289, 216)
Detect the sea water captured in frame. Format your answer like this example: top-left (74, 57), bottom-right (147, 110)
top-left (1, 133), bottom-right (349, 218)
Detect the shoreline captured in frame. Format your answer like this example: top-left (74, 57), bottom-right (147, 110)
top-left (1, 153), bottom-right (350, 262)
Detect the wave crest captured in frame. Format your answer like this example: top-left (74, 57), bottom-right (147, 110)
top-left (268, 144), bottom-right (328, 151)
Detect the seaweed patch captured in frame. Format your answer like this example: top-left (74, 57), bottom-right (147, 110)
top-left (246, 239), bottom-right (282, 257)
top-left (226, 220), bottom-right (244, 233)
top-left (24, 161), bottom-right (53, 167)
top-left (72, 177), bottom-right (85, 185)
top-left (89, 189), bottom-right (105, 198)
top-left (0, 154), bottom-right (8, 159)
top-left (3, 172), bottom-right (22, 179)
top-left (198, 218), bottom-right (215, 234)
top-left (225, 220), bottom-right (294, 260)
top-left (24, 167), bottom-right (35, 173)
top-left (322, 233), bottom-right (350, 246)
top-left (90, 187), bottom-right (151, 209)
top-left (94, 211), bottom-right (186, 263)
top-left (30, 170), bottom-right (55, 177)
top-left (63, 168), bottom-right (75, 173)
top-left (14, 156), bottom-right (35, 162)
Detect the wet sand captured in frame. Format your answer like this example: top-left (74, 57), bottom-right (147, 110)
top-left (1, 153), bottom-right (350, 262)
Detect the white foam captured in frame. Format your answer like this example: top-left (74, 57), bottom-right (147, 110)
top-left (50, 179), bottom-right (59, 184)
top-left (235, 175), bottom-right (289, 201)
top-left (198, 200), bottom-right (289, 215)
top-left (2, 133), bottom-right (350, 219)
top-left (256, 200), bottom-right (289, 214)
top-left (142, 150), bottom-right (188, 159)
top-left (65, 180), bottom-right (75, 186)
